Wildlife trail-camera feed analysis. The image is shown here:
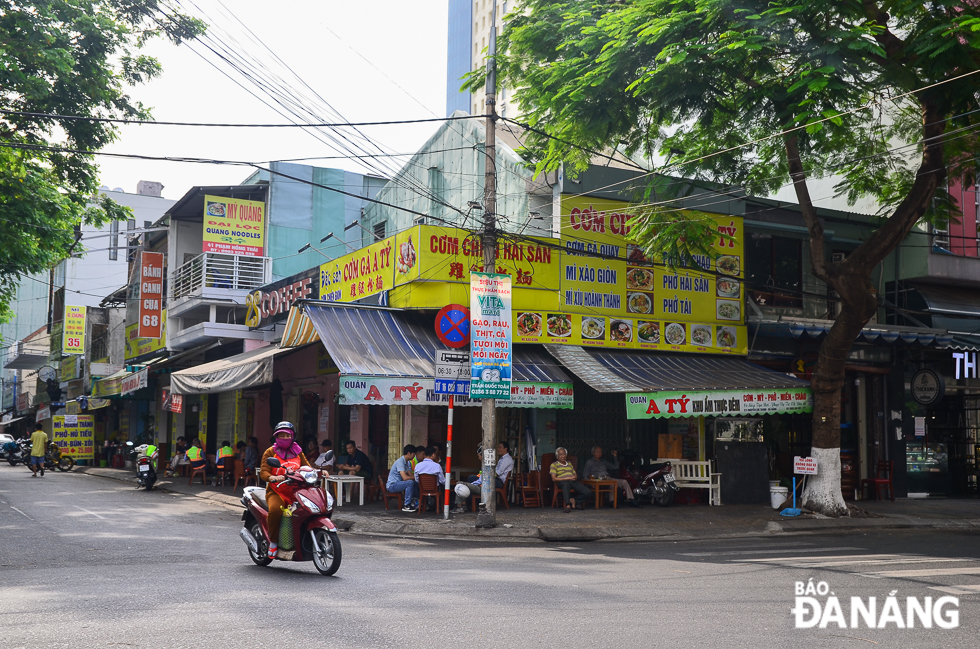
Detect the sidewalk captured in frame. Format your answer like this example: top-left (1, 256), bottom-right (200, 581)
top-left (76, 466), bottom-right (980, 543)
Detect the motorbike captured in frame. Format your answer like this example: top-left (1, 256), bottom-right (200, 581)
top-left (629, 461), bottom-right (680, 506)
top-left (126, 442), bottom-right (157, 490)
top-left (239, 457), bottom-right (342, 576)
top-left (3, 440), bottom-right (72, 471)
top-left (46, 442), bottom-right (75, 472)
top-left (4, 439), bottom-right (29, 466)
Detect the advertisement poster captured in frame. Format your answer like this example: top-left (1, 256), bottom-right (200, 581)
top-left (138, 251), bottom-right (164, 338)
top-left (52, 414), bottom-right (95, 460)
top-left (202, 194), bottom-right (266, 256)
top-left (125, 310), bottom-right (167, 361)
top-left (469, 272), bottom-right (512, 399)
top-left (62, 305), bottom-right (86, 355)
top-left (338, 376), bottom-right (572, 408)
top-left (626, 388), bottom-right (813, 419)
top-left (319, 235), bottom-right (394, 302)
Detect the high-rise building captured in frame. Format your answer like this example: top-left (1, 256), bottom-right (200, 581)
top-left (446, 0), bottom-right (513, 118)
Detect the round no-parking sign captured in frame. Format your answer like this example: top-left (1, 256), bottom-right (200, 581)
top-left (435, 304), bottom-right (470, 348)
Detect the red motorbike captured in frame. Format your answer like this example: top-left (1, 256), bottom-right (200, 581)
top-left (239, 457), bottom-right (342, 575)
top-left (623, 460), bottom-right (679, 506)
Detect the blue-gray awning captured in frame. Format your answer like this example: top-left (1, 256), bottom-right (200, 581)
top-left (303, 303), bottom-right (570, 382)
top-left (545, 345), bottom-right (810, 393)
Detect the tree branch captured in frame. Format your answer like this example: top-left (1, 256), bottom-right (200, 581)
top-left (783, 132), bottom-right (830, 283)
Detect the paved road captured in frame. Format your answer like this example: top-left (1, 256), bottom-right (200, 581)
top-left (1, 466), bottom-right (978, 648)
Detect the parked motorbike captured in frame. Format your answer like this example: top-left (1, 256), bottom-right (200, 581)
top-left (126, 442), bottom-right (157, 490)
top-left (46, 442), bottom-right (75, 472)
top-left (630, 461), bottom-right (680, 506)
top-left (4, 439), bottom-right (29, 466)
top-left (239, 457), bottom-right (342, 576)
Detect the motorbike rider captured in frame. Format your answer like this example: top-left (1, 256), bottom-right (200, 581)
top-left (259, 422), bottom-right (312, 559)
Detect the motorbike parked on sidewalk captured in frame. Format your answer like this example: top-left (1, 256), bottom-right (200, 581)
top-left (4, 439), bottom-right (29, 466)
top-left (3, 440), bottom-right (72, 471)
top-left (629, 461), bottom-right (680, 506)
top-left (126, 442), bottom-right (158, 490)
top-left (239, 457), bottom-right (342, 576)
top-left (46, 442), bottom-right (75, 472)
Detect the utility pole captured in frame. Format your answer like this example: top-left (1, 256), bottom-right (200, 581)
top-left (475, 0), bottom-right (499, 529)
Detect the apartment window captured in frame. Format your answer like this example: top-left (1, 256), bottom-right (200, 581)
top-left (109, 220), bottom-right (119, 260)
top-left (373, 221), bottom-right (387, 241)
top-left (427, 167), bottom-right (446, 218)
top-left (933, 220), bottom-right (950, 252)
top-left (746, 235), bottom-right (803, 309)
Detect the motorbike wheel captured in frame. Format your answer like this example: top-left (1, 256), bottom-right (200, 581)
top-left (310, 529), bottom-right (342, 576)
top-left (248, 522), bottom-right (272, 566)
top-left (656, 486), bottom-right (675, 507)
top-left (58, 456), bottom-right (75, 472)
top-left (7, 457), bottom-right (17, 466)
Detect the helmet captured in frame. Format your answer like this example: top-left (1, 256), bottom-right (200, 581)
top-left (273, 421), bottom-right (296, 438)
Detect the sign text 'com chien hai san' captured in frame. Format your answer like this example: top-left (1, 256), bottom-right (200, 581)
top-left (318, 206), bottom-right (746, 356)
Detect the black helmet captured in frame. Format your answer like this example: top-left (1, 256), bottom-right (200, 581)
top-left (273, 421), bottom-right (296, 438)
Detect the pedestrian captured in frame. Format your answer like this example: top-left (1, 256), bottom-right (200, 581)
top-left (30, 423), bottom-right (48, 477)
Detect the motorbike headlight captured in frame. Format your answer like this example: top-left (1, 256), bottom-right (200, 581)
top-left (296, 493), bottom-right (320, 514)
top-left (301, 470), bottom-right (318, 484)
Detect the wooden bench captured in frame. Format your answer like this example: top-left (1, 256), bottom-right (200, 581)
top-left (657, 459), bottom-right (722, 505)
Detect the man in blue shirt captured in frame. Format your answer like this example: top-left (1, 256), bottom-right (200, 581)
top-left (387, 445), bottom-right (419, 512)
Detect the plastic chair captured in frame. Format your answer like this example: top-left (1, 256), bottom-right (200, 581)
top-left (417, 473), bottom-right (443, 515)
top-left (860, 460), bottom-right (895, 501)
top-left (232, 459), bottom-right (256, 491)
top-left (470, 473), bottom-right (512, 511)
top-left (378, 476), bottom-right (401, 511)
top-left (188, 459), bottom-right (207, 486)
top-left (215, 456), bottom-right (235, 487)
top-left (520, 471), bottom-right (542, 508)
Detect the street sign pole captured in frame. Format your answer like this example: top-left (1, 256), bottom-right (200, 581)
top-left (444, 395), bottom-right (453, 520)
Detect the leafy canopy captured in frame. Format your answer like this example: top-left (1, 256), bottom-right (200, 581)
top-left (471, 0), bottom-right (980, 260)
top-left (0, 0), bottom-right (203, 324)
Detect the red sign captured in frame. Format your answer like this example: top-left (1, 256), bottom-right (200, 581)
top-left (162, 389), bottom-right (183, 413)
top-left (435, 304), bottom-right (470, 349)
top-left (793, 456), bottom-right (818, 475)
top-left (138, 251), bottom-right (164, 338)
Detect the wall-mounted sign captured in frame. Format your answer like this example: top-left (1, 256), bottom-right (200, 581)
top-left (910, 369), bottom-right (944, 406)
top-left (626, 388), bottom-right (813, 419)
top-left (138, 251), bottom-right (164, 338)
top-left (339, 376), bottom-right (572, 409)
top-left (120, 369), bottom-right (148, 396)
top-left (952, 351), bottom-right (977, 379)
top-left (60, 356), bottom-right (80, 383)
top-left (162, 389), bottom-right (183, 413)
top-left (469, 272), bottom-right (512, 399)
top-left (319, 236), bottom-right (394, 303)
top-left (62, 305), bottom-right (86, 355)
top-left (434, 348), bottom-right (470, 395)
top-left (36, 406), bottom-right (51, 422)
top-left (125, 310), bottom-right (167, 361)
top-left (53, 414), bottom-right (94, 460)
top-left (90, 363), bottom-right (123, 378)
top-left (16, 392), bottom-right (29, 412)
top-left (246, 266), bottom-right (317, 328)
top-left (203, 194), bottom-right (265, 257)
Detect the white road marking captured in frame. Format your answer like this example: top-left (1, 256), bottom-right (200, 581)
top-left (73, 505), bottom-right (106, 520)
top-left (736, 553), bottom-right (911, 563)
top-left (867, 567), bottom-right (980, 578)
top-left (780, 557), bottom-right (972, 568)
top-left (9, 506), bottom-right (31, 519)
top-left (929, 585), bottom-right (980, 595)
top-left (682, 546), bottom-right (862, 557)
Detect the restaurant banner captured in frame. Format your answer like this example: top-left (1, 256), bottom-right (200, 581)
top-left (125, 310), bottom-right (167, 361)
top-left (92, 375), bottom-right (123, 398)
top-left (247, 266), bottom-right (317, 328)
top-left (88, 397), bottom-right (111, 410)
top-left (138, 251), bottom-right (164, 338)
top-left (319, 236), bottom-right (394, 303)
top-left (36, 406), bottom-right (51, 422)
top-left (626, 388), bottom-right (813, 419)
top-left (469, 272), bottom-right (512, 399)
top-left (338, 376), bottom-right (573, 409)
top-left (52, 414), bottom-right (95, 460)
top-left (62, 305), bottom-right (86, 355)
top-left (16, 392), bottom-right (29, 412)
top-left (120, 369), bottom-right (148, 396)
top-left (203, 194), bottom-right (265, 257)
top-left (60, 356), bottom-right (79, 383)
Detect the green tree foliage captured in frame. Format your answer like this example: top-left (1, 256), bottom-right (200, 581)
top-left (0, 0), bottom-right (204, 323)
top-left (473, 1), bottom-right (980, 514)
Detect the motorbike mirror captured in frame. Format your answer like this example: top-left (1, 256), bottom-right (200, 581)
top-left (126, 441), bottom-right (134, 447)
top-left (266, 457), bottom-right (281, 468)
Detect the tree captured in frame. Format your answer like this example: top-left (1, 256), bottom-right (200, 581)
top-left (472, 0), bottom-right (980, 515)
top-left (0, 0), bottom-right (204, 324)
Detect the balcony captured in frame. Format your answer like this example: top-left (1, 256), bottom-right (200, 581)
top-left (171, 252), bottom-right (271, 300)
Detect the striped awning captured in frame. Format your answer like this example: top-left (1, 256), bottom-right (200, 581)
top-left (279, 306), bottom-right (320, 348)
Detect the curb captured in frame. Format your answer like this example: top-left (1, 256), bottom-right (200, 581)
top-left (74, 467), bottom-right (980, 543)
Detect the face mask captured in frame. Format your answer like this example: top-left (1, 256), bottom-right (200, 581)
top-left (274, 435), bottom-right (293, 450)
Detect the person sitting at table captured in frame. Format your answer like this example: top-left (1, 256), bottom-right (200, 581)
top-left (235, 441), bottom-right (247, 461)
top-left (387, 445), bottom-right (419, 512)
top-left (550, 447), bottom-right (592, 512)
top-left (166, 436), bottom-right (188, 476)
top-left (414, 446), bottom-right (446, 512)
top-left (583, 445), bottom-right (640, 508)
top-left (185, 438), bottom-right (206, 473)
top-left (450, 441), bottom-right (513, 513)
top-left (243, 437), bottom-right (259, 474)
top-left (411, 445), bottom-right (425, 470)
top-left (216, 441), bottom-right (235, 473)
top-left (314, 439), bottom-right (335, 474)
top-left (336, 441), bottom-right (373, 479)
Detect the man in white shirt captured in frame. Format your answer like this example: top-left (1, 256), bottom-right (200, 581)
top-left (314, 439), bottom-right (335, 473)
top-left (451, 441), bottom-right (513, 513)
top-left (413, 446), bottom-right (446, 486)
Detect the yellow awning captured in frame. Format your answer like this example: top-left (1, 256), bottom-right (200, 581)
top-left (279, 306), bottom-right (319, 348)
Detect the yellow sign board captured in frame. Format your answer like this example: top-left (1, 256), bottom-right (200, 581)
top-left (52, 414), bottom-right (95, 460)
top-left (319, 236), bottom-right (394, 302)
top-left (125, 309), bottom-right (167, 361)
top-left (60, 356), bottom-right (78, 383)
top-left (62, 305), bottom-right (86, 355)
top-left (203, 194), bottom-right (266, 257)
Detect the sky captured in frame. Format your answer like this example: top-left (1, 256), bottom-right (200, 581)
top-left (98, 0), bottom-right (451, 199)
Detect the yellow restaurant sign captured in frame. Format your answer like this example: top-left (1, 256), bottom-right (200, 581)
top-left (319, 236), bottom-right (395, 302)
top-left (62, 305), bottom-right (86, 355)
top-left (203, 195), bottom-right (266, 257)
top-left (125, 309), bottom-right (167, 361)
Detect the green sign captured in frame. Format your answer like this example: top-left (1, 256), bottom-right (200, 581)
top-left (626, 388), bottom-right (812, 419)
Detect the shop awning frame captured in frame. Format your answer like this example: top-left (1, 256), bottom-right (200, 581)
top-left (170, 344), bottom-right (305, 395)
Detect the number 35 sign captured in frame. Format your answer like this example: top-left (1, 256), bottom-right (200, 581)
top-left (62, 305), bottom-right (87, 355)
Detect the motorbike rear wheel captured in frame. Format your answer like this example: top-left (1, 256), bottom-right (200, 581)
top-left (656, 485), bottom-right (675, 507)
top-left (310, 528), bottom-right (342, 576)
top-left (7, 457), bottom-right (18, 466)
top-left (58, 456), bottom-right (74, 472)
top-left (248, 522), bottom-right (272, 566)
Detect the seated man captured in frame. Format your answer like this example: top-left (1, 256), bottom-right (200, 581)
top-left (314, 439), bottom-right (335, 474)
top-left (414, 446), bottom-right (446, 511)
top-left (450, 441), bottom-right (513, 513)
top-left (336, 441), bottom-right (373, 479)
top-left (243, 437), bottom-right (259, 474)
top-left (583, 445), bottom-right (640, 508)
top-left (387, 445), bottom-right (419, 512)
top-left (411, 445), bottom-right (425, 470)
top-left (185, 438), bottom-right (206, 472)
top-left (550, 447), bottom-right (592, 511)
top-left (215, 441), bottom-right (235, 477)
